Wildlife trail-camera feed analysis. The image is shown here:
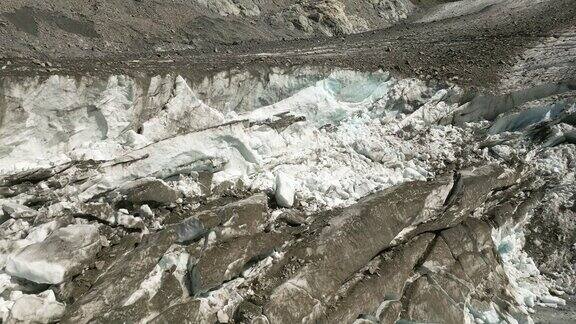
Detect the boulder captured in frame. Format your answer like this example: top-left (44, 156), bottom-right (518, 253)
top-left (75, 202), bottom-right (116, 224)
top-left (1, 202), bottom-right (37, 219)
top-left (6, 290), bottom-right (65, 324)
top-left (117, 213), bottom-right (144, 230)
top-left (171, 193), bottom-right (269, 243)
top-left (5, 224), bottom-right (101, 284)
top-left (213, 193), bottom-right (269, 240)
top-left (278, 210), bottom-right (307, 226)
top-left (122, 178), bottom-right (181, 205)
top-left (172, 216), bottom-right (206, 243)
top-left (275, 172), bottom-right (295, 208)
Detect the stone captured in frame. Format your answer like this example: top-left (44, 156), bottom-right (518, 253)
top-left (117, 213), bottom-right (145, 230)
top-left (122, 178), bottom-right (181, 205)
top-left (5, 224), bottom-right (101, 284)
top-left (175, 194), bottom-right (269, 243)
top-left (139, 204), bottom-right (154, 218)
top-left (75, 202), bottom-right (116, 224)
top-left (275, 172), bottom-right (295, 207)
top-left (1, 202), bottom-right (37, 219)
top-left (213, 193), bottom-right (269, 241)
top-left (7, 290), bottom-right (65, 324)
top-left (172, 216), bottom-right (206, 243)
top-left (279, 210), bottom-right (307, 226)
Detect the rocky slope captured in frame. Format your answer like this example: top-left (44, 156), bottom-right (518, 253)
top-left (2, 0), bottom-right (573, 91)
top-left (0, 0), bottom-right (433, 59)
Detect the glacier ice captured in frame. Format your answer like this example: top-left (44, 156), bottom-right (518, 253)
top-left (2, 67), bottom-right (572, 323)
top-left (0, 69), bottom-right (469, 212)
top-left (275, 172), bottom-right (295, 207)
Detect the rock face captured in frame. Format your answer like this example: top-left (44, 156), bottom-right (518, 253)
top-left (319, 218), bottom-right (529, 323)
top-left (5, 224), bottom-right (101, 284)
top-left (50, 165), bottom-right (530, 324)
top-left (257, 165), bottom-right (517, 323)
top-left (189, 232), bottom-right (288, 295)
top-left (61, 231), bottom-right (177, 323)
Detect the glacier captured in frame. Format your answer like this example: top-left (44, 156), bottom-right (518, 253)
top-left (0, 66), bottom-right (575, 323)
top-left (0, 69), bottom-right (470, 211)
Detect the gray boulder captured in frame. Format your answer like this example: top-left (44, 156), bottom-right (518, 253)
top-left (5, 224), bottom-right (101, 284)
top-left (122, 178), bottom-right (181, 205)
